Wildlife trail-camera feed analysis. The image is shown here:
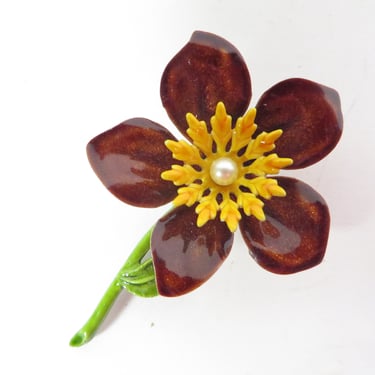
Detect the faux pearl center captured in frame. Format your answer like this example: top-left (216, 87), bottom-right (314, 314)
top-left (210, 157), bottom-right (238, 186)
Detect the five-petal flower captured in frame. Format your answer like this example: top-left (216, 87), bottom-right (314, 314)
top-left (87, 31), bottom-right (343, 297)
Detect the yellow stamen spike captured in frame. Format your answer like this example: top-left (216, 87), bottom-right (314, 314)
top-left (240, 176), bottom-right (266, 196)
top-left (269, 156), bottom-right (294, 169)
top-left (251, 205), bottom-right (266, 221)
top-left (237, 192), bottom-right (265, 220)
top-left (262, 154), bottom-right (293, 174)
top-left (220, 199), bottom-right (241, 232)
top-left (245, 157), bottom-right (266, 176)
top-left (196, 196), bottom-right (219, 227)
top-left (210, 102), bottom-right (232, 153)
top-left (268, 183), bottom-right (287, 197)
top-left (247, 154), bottom-right (293, 175)
top-left (186, 113), bottom-right (213, 157)
top-left (243, 107), bottom-right (257, 126)
top-left (173, 184), bottom-right (203, 207)
top-left (247, 177), bottom-right (286, 200)
top-left (245, 129), bottom-right (283, 160)
top-left (264, 129), bottom-right (283, 144)
top-left (161, 164), bottom-right (200, 186)
top-left (230, 108), bottom-right (257, 152)
top-left (165, 139), bottom-right (203, 165)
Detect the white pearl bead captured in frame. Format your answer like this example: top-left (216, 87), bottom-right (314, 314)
top-left (210, 157), bottom-right (238, 186)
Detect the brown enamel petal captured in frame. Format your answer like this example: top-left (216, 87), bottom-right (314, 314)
top-left (151, 205), bottom-right (234, 296)
top-left (87, 118), bottom-right (177, 207)
top-left (255, 78), bottom-right (343, 168)
top-left (240, 177), bottom-right (329, 274)
top-left (161, 31), bottom-right (251, 134)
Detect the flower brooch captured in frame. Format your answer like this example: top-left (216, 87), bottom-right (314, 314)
top-left (71, 31), bottom-right (343, 346)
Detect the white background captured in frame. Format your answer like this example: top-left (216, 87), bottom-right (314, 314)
top-left (1, 1), bottom-right (374, 374)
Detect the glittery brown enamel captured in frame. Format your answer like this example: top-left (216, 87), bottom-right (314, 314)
top-left (256, 78), bottom-right (343, 169)
top-left (87, 118), bottom-right (178, 207)
top-left (240, 177), bottom-right (330, 274)
top-left (160, 30), bottom-right (251, 135)
top-left (151, 205), bottom-right (234, 296)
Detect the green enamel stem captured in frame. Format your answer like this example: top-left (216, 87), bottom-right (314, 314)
top-left (69, 278), bottom-right (122, 347)
top-left (70, 227), bottom-right (153, 347)
top-left (121, 273), bottom-right (155, 285)
top-left (123, 258), bottom-right (154, 276)
top-left (123, 227), bottom-right (153, 269)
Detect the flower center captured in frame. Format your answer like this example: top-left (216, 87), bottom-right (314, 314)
top-left (161, 102), bottom-right (293, 232)
top-left (210, 157), bottom-right (238, 186)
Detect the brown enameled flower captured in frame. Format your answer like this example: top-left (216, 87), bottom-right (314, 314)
top-left (87, 31), bottom-right (343, 297)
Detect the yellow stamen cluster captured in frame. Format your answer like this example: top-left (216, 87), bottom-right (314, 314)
top-left (161, 102), bottom-right (293, 232)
